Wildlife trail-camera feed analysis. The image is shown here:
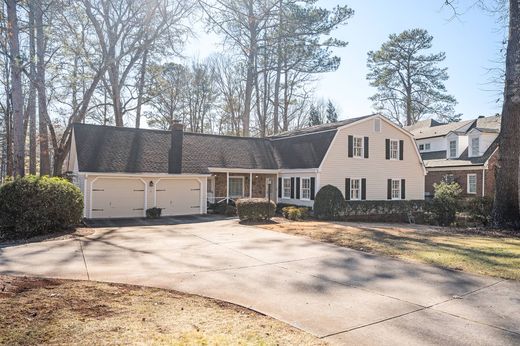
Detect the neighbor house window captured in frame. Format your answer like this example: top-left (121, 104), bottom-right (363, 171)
top-left (443, 174), bottom-right (455, 184)
top-left (391, 179), bottom-right (401, 199)
top-left (282, 178), bottom-right (292, 199)
top-left (449, 140), bottom-right (457, 158)
top-left (471, 137), bottom-right (480, 156)
top-left (419, 144), bottom-right (424, 151)
top-left (390, 140), bottom-right (399, 160)
top-left (353, 136), bottom-right (363, 157)
top-left (301, 178), bottom-right (311, 200)
top-left (424, 143), bottom-right (431, 151)
top-left (467, 174), bottom-right (477, 194)
top-left (350, 178), bottom-right (361, 200)
top-left (229, 177), bottom-right (244, 198)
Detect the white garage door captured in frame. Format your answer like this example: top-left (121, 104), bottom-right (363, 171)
top-left (156, 179), bottom-right (201, 216)
top-left (91, 178), bottom-right (146, 218)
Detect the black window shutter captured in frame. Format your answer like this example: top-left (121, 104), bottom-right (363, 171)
top-left (345, 178), bottom-right (351, 200)
top-left (278, 178), bottom-right (282, 198)
top-left (310, 177), bottom-right (316, 200)
top-left (364, 137), bottom-right (369, 158)
top-left (387, 179), bottom-right (392, 200)
top-left (401, 179), bottom-right (406, 199)
top-left (361, 178), bottom-right (367, 200)
top-left (385, 139), bottom-right (390, 160)
top-left (348, 135), bottom-right (353, 157)
top-left (290, 177), bottom-right (295, 199)
top-left (399, 140), bottom-right (404, 160)
top-left (296, 178), bottom-right (301, 199)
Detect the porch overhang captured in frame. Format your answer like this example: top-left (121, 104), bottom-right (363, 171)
top-left (208, 167), bottom-right (279, 174)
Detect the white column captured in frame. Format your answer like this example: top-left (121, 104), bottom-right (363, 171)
top-left (249, 172), bottom-right (253, 198)
top-left (226, 171), bottom-right (229, 203)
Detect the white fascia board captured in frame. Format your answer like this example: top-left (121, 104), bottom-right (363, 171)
top-left (279, 168), bottom-right (319, 174)
top-left (78, 172), bottom-right (211, 177)
top-left (208, 167), bottom-right (279, 174)
top-left (426, 165), bottom-right (484, 172)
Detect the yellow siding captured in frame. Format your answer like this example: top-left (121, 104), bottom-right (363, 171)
top-left (319, 117), bottom-right (425, 200)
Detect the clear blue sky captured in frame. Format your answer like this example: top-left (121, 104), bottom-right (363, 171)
top-left (188, 0), bottom-right (505, 121)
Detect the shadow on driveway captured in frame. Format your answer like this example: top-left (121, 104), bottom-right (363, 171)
top-left (83, 214), bottom-right (233, 228)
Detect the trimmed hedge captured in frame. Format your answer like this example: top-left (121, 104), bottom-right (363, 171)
top-left (0, 175), bottom-right (84, 241)
top-left (146, 207), bottom-right (162, 219)
top-left (313, 185), bottom-right (346, 220)
top-left (342, 200), bottom-right (426, 223)
top-left (236, 198), bottom-right (276, 221)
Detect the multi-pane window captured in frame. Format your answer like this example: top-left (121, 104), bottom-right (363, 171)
top-left (449, 140), bottom-right (457, 158)
top-left (418, 143), bottom-right (430, 152)
top-left (353, 137), bottom-right (363, 157)
top-left (391, 179), bottom-right (401, 199)
top-left (350, 179), bottom-right (361, 200)
top-left (467, 174), bottom-right (477, 194)
top-left (471, 137), bottom-right (480, 156)
top-left (390, 140), bottom-right (399, 160)
top-left (282, 178), bottom-right (292, 199)
top-left (301, 178), bottom-right (311, 200)
top-left (443, 174), bottom-right (455, 184)
top-left (229, 177), bottom-right (244, 198)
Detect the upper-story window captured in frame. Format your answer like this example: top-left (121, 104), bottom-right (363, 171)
top-left (449, 140), bottom-right (457, 158)
top-left (471, 137), bottom-right (480, 157)
top-left (390, 140), bottom-right (399, 160)
top-left (353, 136), bottom-right (363, 158)
top-left (418, 143), bottom-right (431, 152)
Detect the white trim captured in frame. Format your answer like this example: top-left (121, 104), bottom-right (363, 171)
top-left (482, 168), bottom-right (486, 197)
top-left (282, 177), bottom-right (292, 199)
top-left (467, 173), bottom-right (477, 194)
top-left (249, 173), bottom-right (253, 198)
top-left (300, 177), bottom-right (311, 201)
top-left (350, 178), bottom-right (362, 201)
top-left (226, 172), bottom-right (229, 203)
top-left (209, 167), bottom-right (278, 174)
top-left (83, 174), bottom-right (88, 218)
top-left (427, 166), bottom-right (485, 172)
top-left (79, 172), bottom-right (210, 177)
top-left (279, 168), bottom-right (318, 174)
top-left (390, 178), bottom-right (402, 200)
top-left (352, 135), bottom-right (364, 158)
top-left (389, 138), bottom-right (399, 160)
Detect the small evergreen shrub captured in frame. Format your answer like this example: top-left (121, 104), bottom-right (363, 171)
top-left (0, 175), bottom-right (84, 240)
top-left (427, 182), bottom-right (461, 226)
top-left (146, 207), bottom-right (162, 219)
top-left (236, 198), bottom-right (276, 221)
top-left (313, 185), bottom-right (346, 220)
top-left (282, 206), bottom-right (310, 221)
top-left (465, 196), bottom-right (493, 226)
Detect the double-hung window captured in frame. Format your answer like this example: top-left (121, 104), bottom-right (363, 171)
top-left (449, 140), bottom-right (457, 158)
top-left (353, 136), bottom-right (363, 158)
top-left (391, 179), bottom-right (401, 199)
top-left (229, 177), bottom-right (244, 198)
top-left (471, 137), bottom-right (480, 157)
top-left (350, 178), bottom-right (361, 200)
top-left (390, 140), bottom-right (399, 160)
top-left (467, 174), bottom-right (477, 194)
top-left (282, 178), bottom-right (292, 199)
top-left (301, 178), bottom-right (311, 200)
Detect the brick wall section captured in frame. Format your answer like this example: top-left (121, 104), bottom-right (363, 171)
top-left (213, 173), bottom-right (277, 200)
top-left (425, 150), bottom-right (498, 198)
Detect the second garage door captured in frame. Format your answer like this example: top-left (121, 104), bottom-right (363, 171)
top-left (156, 179), bottom-right (201, 216)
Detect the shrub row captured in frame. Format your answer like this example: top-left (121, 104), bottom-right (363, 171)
top-left (0, 176), bottom-right (84, 241)
top-left (343, 200), bottom-right (426, 223)
top-left (236, 198), bottom-right (276, 221)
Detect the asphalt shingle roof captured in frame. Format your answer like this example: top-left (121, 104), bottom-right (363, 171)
top-left (420, 138), bottom-right (499, 168)
top-left (409, 119), bottom-right (474, 139)
top-left (72, 116), bottom-right (368, 174)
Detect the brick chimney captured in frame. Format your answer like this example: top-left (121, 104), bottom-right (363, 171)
top-left (168, 120), bottom-right (183, 174)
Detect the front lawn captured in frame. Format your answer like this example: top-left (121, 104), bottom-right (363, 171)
top-left (0, 276), bottom-right (322, 345)
top-left (260, 220), bottom-right (520, 280)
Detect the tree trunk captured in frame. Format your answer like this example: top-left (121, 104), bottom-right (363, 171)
top-left (135, 49), bottom-right (148, 129)
top-left (272, 0), bottom-right (282, 134)
top-left (242, 1), bottom-right (257, 137)
top-left (6, 0), bottom-right (24, 177)
top-left (35, 0), bottom-right (51, 176)
top-left (28, 2), bottom-right (37, 175)
top-left (493, 0), bottom-right (520, 228)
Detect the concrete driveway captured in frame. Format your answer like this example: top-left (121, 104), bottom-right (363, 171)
top-left (1, 216), bottom-right (519, 345)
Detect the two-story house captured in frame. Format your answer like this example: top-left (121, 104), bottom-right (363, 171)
top-left (65, 114), bottom-right (426, 219)
top-left (406, 115), bottom-right (501, 198)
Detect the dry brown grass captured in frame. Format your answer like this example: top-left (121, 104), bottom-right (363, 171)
top-left (260, 219), bottom-right (520, 280)
top-left (0, 276), bottom-right (323, 346)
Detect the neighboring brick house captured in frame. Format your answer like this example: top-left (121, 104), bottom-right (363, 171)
top-left (65, 114), bottom-right (426, 219)
top-left (405, 115), bottom-right (500, 198)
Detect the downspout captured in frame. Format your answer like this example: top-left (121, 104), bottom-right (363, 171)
top-left (482, 168), bottom-right (486, 197)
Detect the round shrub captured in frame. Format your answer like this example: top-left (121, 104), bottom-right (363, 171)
top-left (313, 185), bottom-right (346, 220)
top-left (236, 198), bottom-right (276, 222)
top-left (0, 175), bottom-right (84, 241)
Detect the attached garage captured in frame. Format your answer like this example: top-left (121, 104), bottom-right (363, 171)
top-left (156, 179), bottom-right (202, 216)
top-left (91, 178), bottom-right (146, 218)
